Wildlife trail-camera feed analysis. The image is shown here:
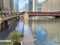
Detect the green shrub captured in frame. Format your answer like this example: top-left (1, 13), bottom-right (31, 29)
top-left (9, 30), bottom-right (23, 45)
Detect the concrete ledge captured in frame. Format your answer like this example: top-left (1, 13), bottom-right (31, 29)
top-left (0, 40), bottom-right (11, 42)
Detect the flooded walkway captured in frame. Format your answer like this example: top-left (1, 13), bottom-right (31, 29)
top-left (16, 17), bottom-right (60, 45)
top-left (22, 24), bottom-right (34, 45)
top-left (16, 19), bottom-right (34, 45)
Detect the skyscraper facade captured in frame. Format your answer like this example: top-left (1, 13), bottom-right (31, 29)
top-left (28, 0), bottom-right (33, 12)
top-left (0, 0), bottom-right (12, 10)
top-left (38, 3), bottom-right (42, 12)
top-left (13, 0), bottom-right (19, 11)
top-left (0, 0), bottom-right (4, 11)
top-left (4, 0), bottom-right (11, 9)
top-left (28, 0), bottom-right (41, 12)
top-left (24, 3), bottom-right (28, 12)
top-left (0, 0), bottom-right (3, 8)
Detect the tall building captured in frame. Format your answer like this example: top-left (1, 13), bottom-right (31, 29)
top-left (0, 0), bottom-right (15, 11)
top-left (13, 0), bottom-right (19, 11)
top-left (28, 0), bottom-right (41, 12)
top-left (28, 0), bottom-right (33, 12)
top-left (0, 0), bottom-right (3, 7)
top-left (41, 0), bottom-right (60, 12)
top-left (4, 0), bottom-right (12, 9)
top-left (0, 0), bottom-right (12, 10)
top-left (24, 3), bottom-right (28, 12)
top-left (33, 0), bottom-right (35, 12)
top-left (0, 0), bottom-right (3, 11)
top-left (28, 0), bottom-right (36, 12)
top-left (38, 3), bottom-right (42, 12)
top-left (0, 0), bottom-right (19, 11)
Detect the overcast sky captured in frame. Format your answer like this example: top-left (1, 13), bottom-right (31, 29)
top-left (19, 0), bottom-right (45, 12)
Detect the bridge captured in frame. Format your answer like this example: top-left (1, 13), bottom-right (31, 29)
top-left (0, 11), bottom-right (60, 31)
top-left (0, 11), bottom-right (19, 31)
top-left (20, 12), bottom-right (60, 17)
top-left (0, 12), bottom-right (60, 21)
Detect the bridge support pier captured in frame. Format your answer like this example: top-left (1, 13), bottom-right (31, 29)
top-left (0, 17), bottom-right (19, 31)
top-left (0, 21), bottom-right (8, 31)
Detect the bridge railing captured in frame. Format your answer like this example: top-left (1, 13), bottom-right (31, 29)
top-left (28, 12), bottom-right (60, 16)
top-left (0, 11), bottom-right (19, 21)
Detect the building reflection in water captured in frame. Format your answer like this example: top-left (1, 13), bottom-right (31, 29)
top-left (35, 24), bottom-right (47, 45)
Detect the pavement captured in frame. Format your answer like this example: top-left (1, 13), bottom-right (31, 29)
top-left (22, 24), bottom-right (35, 45)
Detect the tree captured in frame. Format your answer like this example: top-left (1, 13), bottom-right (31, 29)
top-left (9, 30), bottom-right (23, 45)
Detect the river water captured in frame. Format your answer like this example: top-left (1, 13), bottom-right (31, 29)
top-left (16, 17), bottom-right (60, 45)
top-left (28, 18), bottom-right (60, 45)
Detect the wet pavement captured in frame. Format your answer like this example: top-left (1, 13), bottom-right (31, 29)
top-left (22, 24), bottom-right (34, 45)
top-left (16, 20), bottom-right (35, 45)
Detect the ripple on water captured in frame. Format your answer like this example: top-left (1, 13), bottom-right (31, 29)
top-left (34, 25), bottom-right (47, 45)
top-left (33, 25), bottom-right (60, 45)
top-left (16, 20), bottom-right (24, 35)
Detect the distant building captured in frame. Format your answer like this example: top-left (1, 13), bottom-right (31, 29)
top-left (41, 0), bottom-right (60, 12)
top-left (13, 0), bottom-right (19, 11)
top-left (28, 0), bottom-right (33, 12)
top-left (37, 3), bottom-right (42, 12)
top-left (28, 0), bottom-right (41, 12)
top-left (0, 0), bottom-right (19, 11)
top-left (0, 0), bottom-right (3, 8)
top-left (24, 3), bottom-right (28, 12)
top-left (0, 0), bottom-right (12, 10)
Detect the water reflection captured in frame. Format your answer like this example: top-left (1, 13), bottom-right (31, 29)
top-left (29, 20), bottom-right (60, 45)
top-left (35, 25), bottom-right (46, 45)
top-left (16, 20), bottom-right (24, 35)
top-left (15, 19), bottom-right (60, 45)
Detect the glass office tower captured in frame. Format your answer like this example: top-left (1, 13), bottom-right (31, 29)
top-left (13, 0), bottom-right (19, 11)
top-left (28, 0), bottom-right (38, 12)
top-left (28, 0), bottom-right (33, 12)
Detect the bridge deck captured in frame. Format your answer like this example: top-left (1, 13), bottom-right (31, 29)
top-left (2, 15), bottom-right (19, 20)
top-left (20, 12), bottom-right (60, 16)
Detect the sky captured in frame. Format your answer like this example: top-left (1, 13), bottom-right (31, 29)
top-left (19, 0), bottom-right (45, 12)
